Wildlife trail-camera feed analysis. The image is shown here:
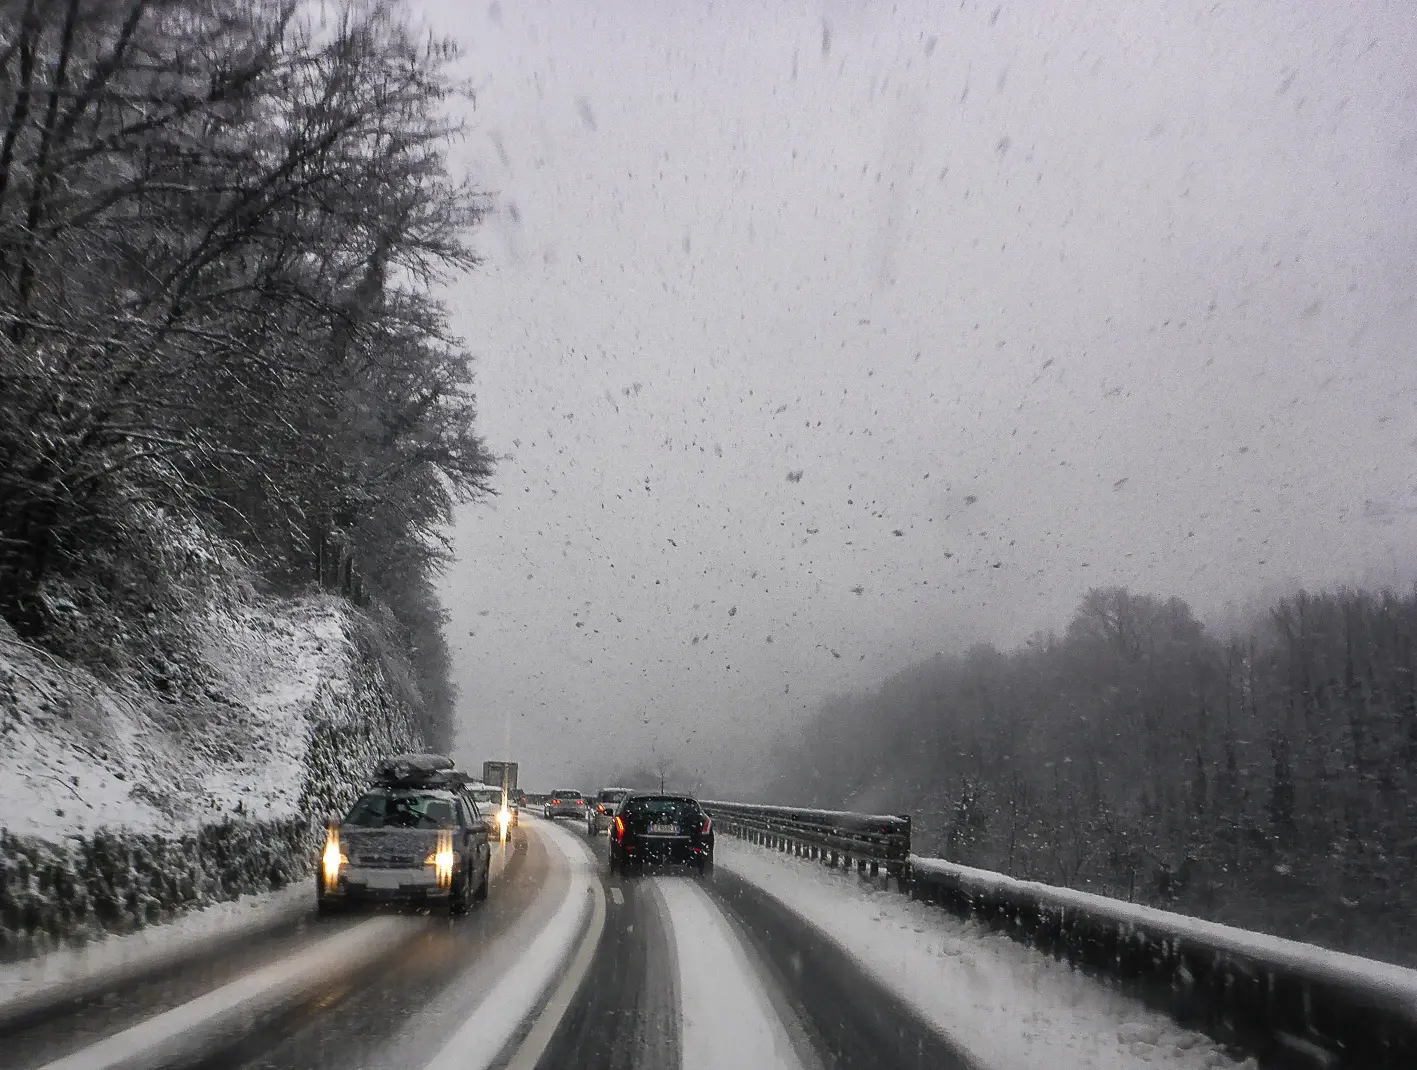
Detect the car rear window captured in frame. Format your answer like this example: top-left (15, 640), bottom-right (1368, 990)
top-left (622, 797), bottom-right (700, 822)
top-left (599, 789), bottom-right (627, 802)
top-left (552, 790), bottom-right (582, 799)
top-left (344, 792), bottom-right (456, 829)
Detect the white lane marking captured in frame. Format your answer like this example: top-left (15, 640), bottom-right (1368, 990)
top-left (610, 886), bottom-right (625, 906)
top-left (504, 873), bottom-right (607, 1070)
top-left (658, 878), bottom-right (805, 1070)
top-left (36, 916), bottom-right (419, 1070)
top-left (422, 820), bottom-right (602, 1070)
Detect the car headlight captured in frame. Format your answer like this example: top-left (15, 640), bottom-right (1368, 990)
top-left (322, 830), bottom-right (347, 889)
top-left (498, 807), bottom-right (512, 838)
top-left (425, 831), bottom-right (455, 887)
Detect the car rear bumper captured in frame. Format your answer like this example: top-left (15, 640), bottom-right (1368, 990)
top-left (617, 837), bottom-right (712, 865)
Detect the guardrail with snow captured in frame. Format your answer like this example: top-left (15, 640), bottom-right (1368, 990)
top-left (710, 801), bottom-right (1417, 1069)
top-left (700, 800), bottom-right (911, 880)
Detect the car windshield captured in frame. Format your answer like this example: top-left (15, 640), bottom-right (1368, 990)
top-left (343, 792), bottom-right (456, 829)
top-left (13, 0), bottom-right (1411, 1063)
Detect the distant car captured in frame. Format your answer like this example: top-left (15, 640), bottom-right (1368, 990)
top-left (608, 793), bottom-right (714, 876)
top-left (317, 754), bottom-right (491, 915)
top-left (543, 790), bottom-right (587, 819)
top-left (586, 787), bottom-right (632, 835)
top-left (467, 782), bottom-right (517, 831)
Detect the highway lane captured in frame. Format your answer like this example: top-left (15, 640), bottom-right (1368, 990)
top-left (7, 817), bottom-right (980, 1070)
top-left (5, 828), bottom-right (545, 1070)
top-left (2, 909), bottom-right (346, 1068)
top-left (708, 867), bottom-right (979, 1070)
top-left (180, 827), bottom-right (551, 1070)
top-left (531, 823), bottom-right (977, 1070)
top-left (530, 859), bottom-right (680, 1070)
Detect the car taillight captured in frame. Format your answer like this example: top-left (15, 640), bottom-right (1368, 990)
top-left (553, 798), bottom-right (560, 804)
top-left (701, 816), bottom-right (712, 834)
top-left (614, 815), bottom-right (625, 842)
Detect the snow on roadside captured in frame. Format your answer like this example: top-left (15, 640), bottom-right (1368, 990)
top-left (717, 839), bottom-right (1254, 1070)
top-left (1, 635), bottom-right (174, 839)
top-left (912, 856), bottom-right (1417, 1002)
top-left (0, 882), bottom-right (309, 1017)
top-left (1, 596), bottom-right (363, 840)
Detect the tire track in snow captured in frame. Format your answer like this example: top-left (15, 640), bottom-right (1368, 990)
top-left (31, 915), bottom-right (423, 1070)
top-left (421, 818), bottom-right (603, 1070)
top-left (527, 858), bottom-right (680, 1070)
top-left (657, 877), bottom-right (807, 1070)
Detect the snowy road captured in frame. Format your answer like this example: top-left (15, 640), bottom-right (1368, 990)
top-left (3, 818), bottom-right (970, 1070)
top-left (1, 818), bottom-right (1247, 1070)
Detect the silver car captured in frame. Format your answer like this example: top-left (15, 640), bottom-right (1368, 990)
top-left (317, 786), bottom-right (490, 914)
top-left (542, 789), bottom-right (587, 819)
top-left (316, 755), bottom-right (491, 916)
top-left (586, 787), bottom-right (631, 834)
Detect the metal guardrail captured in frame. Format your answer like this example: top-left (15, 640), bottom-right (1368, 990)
top-left (701, 800), bottom-right (911, 881)
top-left (911, 858), bottom-right (1417, 1069)
top-left (708, 799), bottom-right (1417, 1069)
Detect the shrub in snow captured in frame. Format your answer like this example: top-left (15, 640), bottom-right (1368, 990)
top-left (0, 817), bottom-right (316, 961)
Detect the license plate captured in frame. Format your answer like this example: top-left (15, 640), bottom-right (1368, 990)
top-left (648, 823), bottom-right (679, 835)
top-left (366, 870), bottom-right (403, 889)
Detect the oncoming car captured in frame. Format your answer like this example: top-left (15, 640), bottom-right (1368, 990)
top-left (608, 793), bottom-right (714, 876)
top-left (467, 781), bottom-right (517, 834)
top-left (317, 754), bottom-right (491, 915)
top-left (586, 787), bottom-right (631, 835)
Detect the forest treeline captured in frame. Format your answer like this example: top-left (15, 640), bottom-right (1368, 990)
top-left (0, 0), bottom-right (492, 745)
top-left (773, 585), bottom-right (1417, 965)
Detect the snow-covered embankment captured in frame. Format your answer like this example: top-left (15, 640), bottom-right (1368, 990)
top-left (0, 594), bottom-right (422, 960)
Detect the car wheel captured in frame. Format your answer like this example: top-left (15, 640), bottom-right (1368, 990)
top-left (696, 856), bottom-right (714, 879)
top-left (316, 893), bottom-right (340, 916)
top-left (473, 857), bottom-right (490, 901)
top-left (449, 868), bottom-right (471, 916)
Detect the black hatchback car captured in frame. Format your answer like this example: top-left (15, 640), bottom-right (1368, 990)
top-left (607, 793), bottom-right (714, 875)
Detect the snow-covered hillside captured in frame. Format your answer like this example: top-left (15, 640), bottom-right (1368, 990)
top-left (1, 595), bottom-right (413, 841)
top-left (0, 578), bottom-right (426, 958)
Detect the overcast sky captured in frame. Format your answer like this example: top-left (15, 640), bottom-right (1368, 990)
top-left (417, 0), bottom-right (1417, 791)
